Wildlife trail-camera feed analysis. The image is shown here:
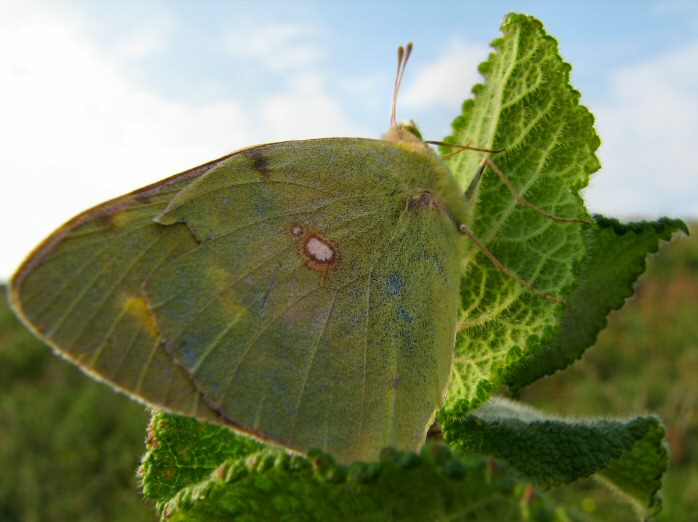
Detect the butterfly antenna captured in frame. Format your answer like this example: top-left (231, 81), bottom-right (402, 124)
top-left (391, 42), bottom-right (413, 128)
top-left (426, 140), bottom-right (506, 155)
top-left (459, 224), bottom-right (570, 307)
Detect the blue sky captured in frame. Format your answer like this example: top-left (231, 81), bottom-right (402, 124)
top-left (1, 1), bottom-right (697, 279)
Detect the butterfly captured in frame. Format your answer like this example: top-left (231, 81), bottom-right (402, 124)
top-left (8, 43), bottom-right (580, 464)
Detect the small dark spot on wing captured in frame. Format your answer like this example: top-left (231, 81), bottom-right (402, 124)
top-left (387, 273), bottom-right (404, 296)
top-left (389, 375), bottom-right (400, 390)
top-left (245, 149), bottom-right (272, 178)
top-left (177, 339), bottom-right (200, 368)
top-left (259, 280), bottom-right (276, 314)
top-left (94, 212), bottom-right (118, 230)
top-left (398, 307), bottom-right (413, 323)
top-left (134, 192), bottom-right (152, 204)
top-left (406, 189), bottom-right (453, 221)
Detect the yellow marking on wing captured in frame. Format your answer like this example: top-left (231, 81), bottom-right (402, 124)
top-left (122, 295), bottom-right (160, 338)
top-left (208, 267), bottom-right (248, 316)
top-left (111, 210), bottom-right (133, 228)
top-left (208, 266), bottom-right (232, 287)
top-left (220, 293), bottom-right (247, 317)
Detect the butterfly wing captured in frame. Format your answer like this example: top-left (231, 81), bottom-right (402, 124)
top-left (10, 138), bottom-right (464, 463)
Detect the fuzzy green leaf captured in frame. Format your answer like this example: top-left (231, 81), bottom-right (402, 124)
top-left (441, 398), bottom-right (668, 516)
top-left (506, 216), bottom-right (688, 389)
top-left (140, 411), bottom-right (263, 504)
top-left (444, 13), bottom-right (600, 410)
top-left (142, 412), bottom-right (576, 521)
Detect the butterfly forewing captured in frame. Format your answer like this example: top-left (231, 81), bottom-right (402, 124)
top-left (10, 138), bottom-right (464, 463)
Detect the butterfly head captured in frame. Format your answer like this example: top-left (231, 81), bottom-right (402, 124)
top-left (383, 119), bottom-right (426, 148)
top-left (396, 119), bottom-right (423, 140)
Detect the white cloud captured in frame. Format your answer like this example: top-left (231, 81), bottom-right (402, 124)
top-left (585, 42), bottom-right (698, 218)
top-left (223, 22), bottom-right (372, 140)
top-left (112, 15), bottom-right (175, 59)
top-left (400, 39), bottom-right (488, 109)
top-left (0, 21), bottom-right (251, 280)
top-left (226, 23), bottom-right (325, 72)
top-left (260, 71), bottom-right (371, 139)
top-left (337, 74), bottom-right (383, 96)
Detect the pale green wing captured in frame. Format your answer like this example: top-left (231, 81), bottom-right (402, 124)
top-left (10, 138), bottom-right (465, 463)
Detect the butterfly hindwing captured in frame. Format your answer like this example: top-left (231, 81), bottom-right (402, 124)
top-left (11, 138), bottom-right (465, 463)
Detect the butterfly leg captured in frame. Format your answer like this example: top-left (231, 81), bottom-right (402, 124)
top-left (426, 140), bottom-right (505, 158)
top-left (458, 222), bottom-right (569, 307)
top-left (467, 158), bottom-right (592, 225)
top-left (460, 156), bottom-right (578, 306)
top-left (443, 144), bottom-right (587, 305)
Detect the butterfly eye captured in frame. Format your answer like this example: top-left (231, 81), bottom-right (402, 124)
top-left (401, 120), bottom-right (423, 140)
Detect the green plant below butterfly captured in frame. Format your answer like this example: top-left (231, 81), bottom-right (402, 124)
top-left (8, 13), bottom-right (686, 520)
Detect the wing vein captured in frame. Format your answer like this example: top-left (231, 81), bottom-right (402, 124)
top-left (177, 179), bottom-right (339, 203)
top-left (289, 287), bottom-right (339, 437)
top-left (86, 232), bottom-right (187, 364)
top-left (219, 283), bottom-right (327, 405)
top-left (63, 231), bottom-right (171, 346)
top-left (26, 220), bottom-right (160, 316)
top-left (202, 191), bottom-right (395, 243)
top-left (355, 205), bottom-right (410, 451)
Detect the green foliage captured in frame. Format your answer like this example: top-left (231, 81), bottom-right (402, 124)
top-left (0, 287), bottom-right (152, 522)
top-left (141, 411), bottom-right (264, 503)
top-left (520, 225), bottom-right (698, 521)
top-left (143, 412), bottom-right (573, 522)
top-left (443, 13), bottom-right (599, 411)
top-left (441, 398), bottom-right (667, 516)
top-left (507, 216), bottom-right (688, 389)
